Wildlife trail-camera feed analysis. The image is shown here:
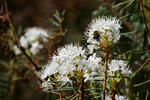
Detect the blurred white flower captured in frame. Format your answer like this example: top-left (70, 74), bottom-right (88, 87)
top-left (108, 60), bottom-right (132, 76)
top-left (120, 67), bottom-right (132, 77)
top-left (85, 16), bottom-right (121, 46)
top-left (24, 27), bottom-right (48, 42)
top-left (115, 94), bottom-right (127, 100)
top-left (13, 45), bottom-right (21, 55)
top-left (14, 27), bottom-right (49, 55)
top-left (30, 42), bottom-right (43, 55)
top-left (105, 94), bottom-right (127, 100)
top-left (20, 36), bottom-right (28, 48)
top-left (105, 96), bottom-right (112, 100)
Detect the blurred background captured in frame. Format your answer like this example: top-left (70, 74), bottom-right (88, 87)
top-left (0, 0), bottom-right (150, 100)
top-left (8, 0), bottom-right (98, 42)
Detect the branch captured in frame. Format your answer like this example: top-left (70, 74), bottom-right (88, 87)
top-left (1, 0), bottom-right (46, 83)
top-left (137, 0), bottom-right (149, 48)
top-left (80, 78), bottom-right (85, 100)
top-left (102, 52), bottom-right (109, 100)
top-left (3, 0), bottom-right (40, 71)
top-left (58, 92), bottom-right (63, 100)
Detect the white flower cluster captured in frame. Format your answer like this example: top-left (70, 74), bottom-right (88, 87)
top-left (108, 60), bottom-right (132, 76)
top-left (40, 44), bottom-right (104, 89)
top-left (13, 27), bottom-right (49, 55)
top-left (106, 94), bottom-right (127, 100)
top-left (40, 16), bottom-right (132, 99)
top-left (85, 16), bottom-right (121, 52)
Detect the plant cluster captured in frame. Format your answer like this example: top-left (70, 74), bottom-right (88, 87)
top-left (0, 0), bottom-right (150, 100)
top-left (40, 16), bottom-right (132, 100)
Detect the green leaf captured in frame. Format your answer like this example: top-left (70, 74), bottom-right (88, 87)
top-left (120, 31), bottom-right (136, 36)
top-left (48, 18), bottom-right (60, 27)
top-left (17, 26), bottom-right (23, 36)
top-left (145, 90), bottom-right (149, 100)
top-left (134, 79), bottom-right (150, 87)
top-left (50, 87), bottom-right (76, 92)
top-left (119, 14), bottom-right (130, 20)
top-left (0, 61), bottom-right (9, 68)
top-left (62, 10), bottom-right (66, 16)
top-left (70, 94), bottom-right (78, 100)
top-left (53, 13), bottom-right (60, 21)
top-left (122, 0), bottom-right (135, 10)
top-left (113, 0), bottom-right (130, 8)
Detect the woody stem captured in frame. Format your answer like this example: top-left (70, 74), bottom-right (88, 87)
top-left (102, 52), bottom-right (109, 100)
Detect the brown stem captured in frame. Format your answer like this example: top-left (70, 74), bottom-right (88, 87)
top-left (109, 90), bottom-right (116, 100)
top-left (3, 0), bottom-right (40, 71)
top-left (80, 78), bottom-right (85, 100)
top-left (9, 23), bottom-right (40, 70)
top-left (58, 92), bottom-right (63, 100)
top-left (102, 52), bottom-right (109, 100)
top-left (2, 0), bottom-right (46, 82)
top-left (59, 18), bottom-right (63, 33)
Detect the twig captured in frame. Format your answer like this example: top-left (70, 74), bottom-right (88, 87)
top-left (58, 92), bottom-right (63, 100)
top-left (80, 78), bottom-right (85, 100)
top-left (102, 0), bottom-right (143, 43)
top-left (59, 18), bottom-right (63, 33)
top-left (2, 0), bottom-right (46, 83)
top-left (137, 0), bottom-right (149, 48)
top-left (3, 0), bottom-right (40, 71)
top-left (102, 52), bottom-right (109, 100)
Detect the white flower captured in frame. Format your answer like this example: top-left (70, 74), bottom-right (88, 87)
top-left (18, 27), bottom-right (49, 55)
top-left (85, 16), bottom-right (121, 46)
top-left (20, 36), bottom-right (28, 48)
top-left (57, 75), bottom-right (72, 85)
top-left (87, 44), bottom-right (97, 54)
top-left (41, 81), bottom-right (53, 91)
top-left (40, 44), bottom-right (103, 89)
top-left (30, 42), bottom-right (43, 55)
top-left (40, 44), bottom-right (87, 83)
top-left (120, 67), bottom-right (132, 77)
top-left (13, 45), bottom-right (21, 55)
top-left (40, 61), bottom-right (59, 79)
top-left (87, 53), bottom-right (103, 70)
top-left (108, 60), bottom-right (126, 72)
top-left (105, 94), bottom-right (127, 100)
top-left (24, 27), bottom-right (48, 42)
top-left (108, 60), bottom-right (132, 76)
top-left (115, 94), bottom-right (127, 100)
top-left (105, 96), bottom-right (112, 100)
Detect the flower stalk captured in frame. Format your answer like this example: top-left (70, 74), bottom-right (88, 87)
top-left (103, 51), bottom-right (109, 100)
top-left (80, 78), bottom-right (85, 100)
top-left (58, 92), bottom-right (63, 100)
